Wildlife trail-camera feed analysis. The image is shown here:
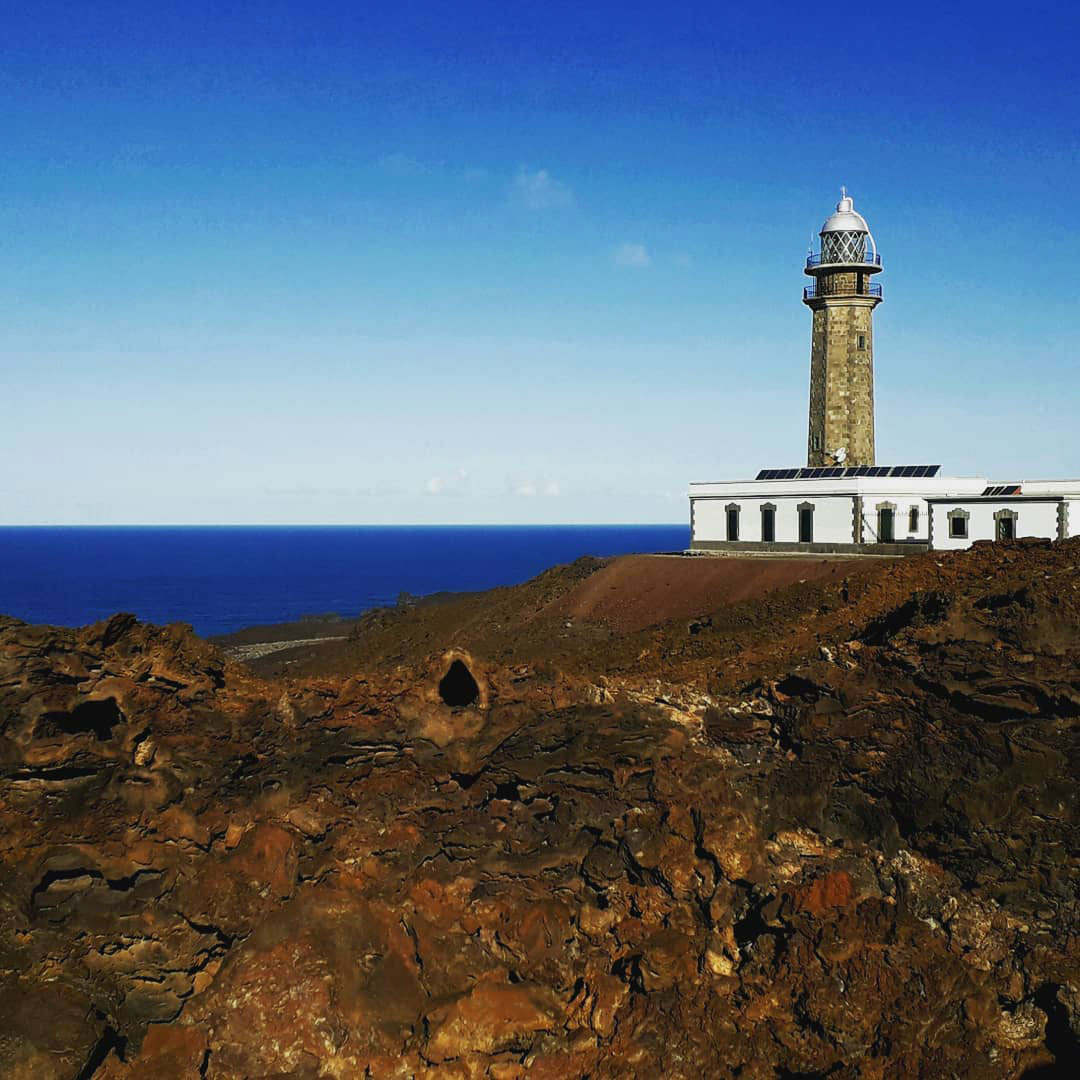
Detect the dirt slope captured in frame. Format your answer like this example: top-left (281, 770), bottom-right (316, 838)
top-left (550, 553), bottom-right (859, 631)
top-left (233, 553), bottom-right (870, 680)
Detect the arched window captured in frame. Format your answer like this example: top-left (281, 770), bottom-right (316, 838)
top-left (875, 501), bottom-right (897, 543)
top-left (725, 503), bottom-right (740, 542)
top-left (760, 503), bottom-right (776, 543)
top-left (994, 508), bottom-right (1018, 541)
top-left (948, 508), bottom-right (970, 539)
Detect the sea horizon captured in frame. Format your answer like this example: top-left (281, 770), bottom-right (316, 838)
top-left (0, 523), bottom-right (689, 636)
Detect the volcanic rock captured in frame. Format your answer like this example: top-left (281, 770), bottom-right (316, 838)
top-left (1, 541), bottom-right (1078, 1077)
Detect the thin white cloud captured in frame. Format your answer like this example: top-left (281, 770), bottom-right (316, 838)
top-left (376, 152), bottom-right (429, 177)
top-left (265, 485), bottom-right (407, 498)
top-left (513, 166), bottom-right (574, 210)
top-left (425, 469), bottom-right (470, 496)
top-left (508, 475), bottom-right (561, 497)
top-left (614, 243), bottom-right (651, 268)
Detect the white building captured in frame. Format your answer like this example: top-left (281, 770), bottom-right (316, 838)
top-left (689, 193), bottom-right (1079, 554)
top-left (690, 467), bottom-right (1080, 554)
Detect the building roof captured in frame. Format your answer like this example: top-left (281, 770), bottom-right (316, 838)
top-left (688, 474), bottom-right (989, 498)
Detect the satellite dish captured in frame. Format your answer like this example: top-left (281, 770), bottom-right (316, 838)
top-left (833, 446), bottom-right (848, 464)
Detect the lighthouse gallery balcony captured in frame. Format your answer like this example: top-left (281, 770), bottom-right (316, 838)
top-left (803, 282), bottom-right (883, 300)
top-left (805, 250), bottom-right (882, 269)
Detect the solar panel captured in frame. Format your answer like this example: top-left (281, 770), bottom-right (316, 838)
top-left (753, 465), bottom-right (943, 482)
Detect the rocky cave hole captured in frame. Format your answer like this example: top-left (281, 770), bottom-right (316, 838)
top-left (37, 697), bottom-right (124, 741)
top-left (1021, 984), bottom-right (1080, 1077)
top-left (74, 1016), bottom-right (127, 1080)
top-left (438, 659), bottom-right (479, 708)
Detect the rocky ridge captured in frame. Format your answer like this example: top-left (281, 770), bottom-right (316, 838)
top-left (0, 540), bottom-right (1077, 1077)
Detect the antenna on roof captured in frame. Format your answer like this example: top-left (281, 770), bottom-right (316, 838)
top-left (841, 184), bottom-right (847, 198)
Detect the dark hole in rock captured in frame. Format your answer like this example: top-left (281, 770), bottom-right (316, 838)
top-left (774, 675), bottom-right (821, 701)
top-left (38, 698), bottom-right (123, 741)
top-left (610, 953), bottom-right (646, 995)
top-left (975, 587), bottom-right (1035, 613)
top-left (1021, 984), bottom-right (1080, 1077)
top-left (493, 779), bottom-right (521, 802)
top-left (31, 866), bottom-right (164, 909)
top-left (449, 770), bottom-right (481, 790)
top-left (75, 1021), bottom-right (127, 1080)
top-left (438, 660), bottom-right (479, 707)
top-left (13, 763), bottom-right (101, 782)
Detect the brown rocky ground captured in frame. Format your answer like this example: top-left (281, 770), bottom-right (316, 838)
top-left (222, 552), bottom-right (865, 681)
top-left (1, 542), bottom-right (1077, 1077)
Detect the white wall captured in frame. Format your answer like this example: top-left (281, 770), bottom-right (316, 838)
top-left (1067, 501), bottom-right (1080, 539)
top-left (860, 497), bottom-right (931, 543)
top-left (929, 500), bottom-right (1061, 551)
top-left (692, 494), bottom-right (855, 545)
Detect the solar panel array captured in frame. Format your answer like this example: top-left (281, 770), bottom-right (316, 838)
top-left (981, 484), bottom-right (1022, 497)
top-left (755, 465), bottom-right (941, 481)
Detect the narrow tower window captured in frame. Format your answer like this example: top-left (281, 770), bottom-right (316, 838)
top-left (857, 334), bottom-right (866, 350)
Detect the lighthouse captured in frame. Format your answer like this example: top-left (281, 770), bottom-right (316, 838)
top-left (803, 189), bottom-right (883, 467)
top-left (687, 189), bottom-right (1080, 554)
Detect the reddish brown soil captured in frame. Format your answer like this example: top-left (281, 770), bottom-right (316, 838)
top-left (552, 553), bottom-right (862, 631)
top-left (231, 554), bottom-right (875, 682)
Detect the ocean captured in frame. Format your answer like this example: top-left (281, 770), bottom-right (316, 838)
top-left (0, 525), bottom-right (688, 637)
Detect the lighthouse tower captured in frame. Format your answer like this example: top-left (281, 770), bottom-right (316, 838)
top-left (803, 190), bottom-right (883, 467)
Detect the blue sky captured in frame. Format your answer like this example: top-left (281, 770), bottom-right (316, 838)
top-left (3, 1), bottom-right (1078, 524)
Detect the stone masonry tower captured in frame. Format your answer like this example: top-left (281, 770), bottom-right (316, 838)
top-left (803, 190), bottom-right (883, 466)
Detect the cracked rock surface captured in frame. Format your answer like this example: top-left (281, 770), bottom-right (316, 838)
top-left (1, 540), bottom-right (1078, 1077)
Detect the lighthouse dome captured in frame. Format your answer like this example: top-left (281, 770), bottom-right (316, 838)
top-left (821, 192), bottom-right (869, 234)
top-left (814, 189), bottom-right (878, 265)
